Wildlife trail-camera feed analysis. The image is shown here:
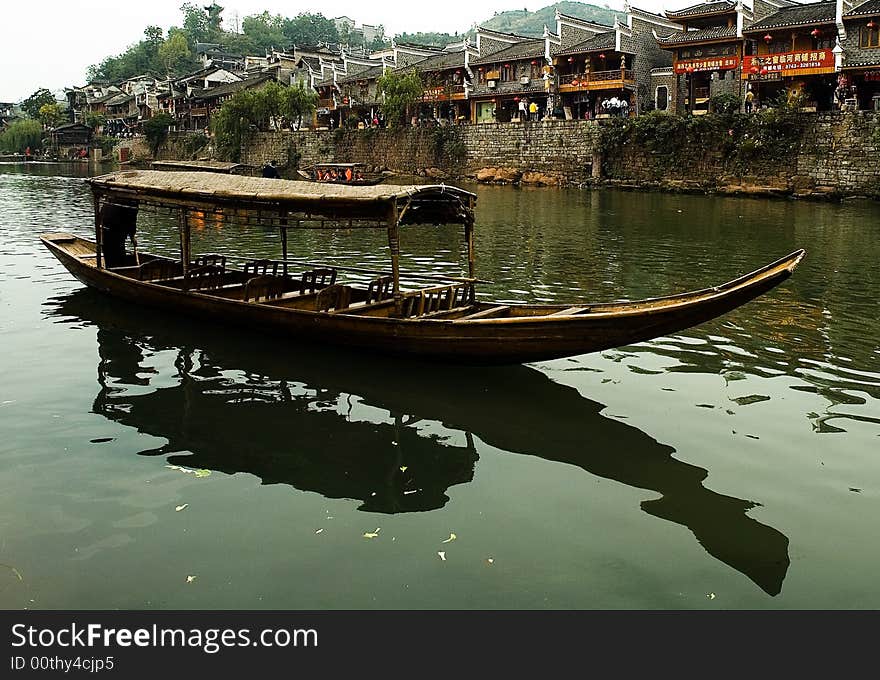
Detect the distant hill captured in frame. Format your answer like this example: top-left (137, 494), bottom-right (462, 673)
top-left (477, 1), bottom-right (625, 37)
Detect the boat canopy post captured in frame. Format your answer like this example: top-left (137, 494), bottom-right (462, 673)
top-left (92, 189), bottom-right (103, 270)
top-left (387, 200), bottom-right (401, 315)
top-left (177, 208), bottom-right (191, 273)
top-left (280, 223), bottom-right (289, 277)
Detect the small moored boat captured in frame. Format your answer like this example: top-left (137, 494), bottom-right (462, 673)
top-left (296, 162), bottom-right (383, 185)
top-left (40, 170), bottom-right (804, 364)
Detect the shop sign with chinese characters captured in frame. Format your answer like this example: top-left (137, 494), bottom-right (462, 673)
top-left (674, 57), bottom-right (739, 74)
top-left (742, 51), bottom-right (835, 79)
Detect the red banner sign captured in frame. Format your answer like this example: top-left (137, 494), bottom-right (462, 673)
top-left (864, 70), bottom-right (880, 82)
top-left (674, 57), bottom-right (739, 74)
top-left (742, 51), bottom-right (835, 78)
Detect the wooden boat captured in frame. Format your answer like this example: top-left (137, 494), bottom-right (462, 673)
top-left (150, 160), bottom-right (247, 175)
top-left (296, 162), bottom-right (383, 186)
top-left (40, 170), bottom-right (805, 364)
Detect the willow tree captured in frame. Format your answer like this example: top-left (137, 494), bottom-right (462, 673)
top-left (376, 71), bottom-right (423, 127)
top-left (211, 82), bottom-right (317, 161)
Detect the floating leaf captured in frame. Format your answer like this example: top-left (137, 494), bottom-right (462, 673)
top-left (399, 466), bottom-right (408, 472)
top-left (707, 592), bottom-right (716, 600)
top-left (731, 394), bottom-right (771, 406)
top-left (441, 533), bottom-right (457, 544)
top-left (186, 575), bottom-right (197, 583)
top-left (363, 528), bottom-right (381, 539)
top-left (315, 528), bottom-right (324, 534)
top-left (437, 551), bottom-right (446, 561)
top-left (1, 564), bottom-right (23, 581)
top-left (486, 558), bottom-right (494, 565)
top-left (166, 464), bottom-right (211, 478)
top-left (175, 504), bottom-right (189, 512)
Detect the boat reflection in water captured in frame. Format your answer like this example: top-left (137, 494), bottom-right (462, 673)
top-left (50, 288), bottom-right (790, 595)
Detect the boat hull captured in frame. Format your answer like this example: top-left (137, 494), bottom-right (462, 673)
top-left (41, 234), bottom-right (804, 364)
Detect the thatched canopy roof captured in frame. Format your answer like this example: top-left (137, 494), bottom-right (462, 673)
top-left (88, 170), bottom-right (476, 226)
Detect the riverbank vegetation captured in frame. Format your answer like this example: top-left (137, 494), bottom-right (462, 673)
top-left (598, 91), bottom-right (808, 176)
top-left (0, 120), bottom-right (43, 153)
top-left (212, 82), bottom-right (317, 161)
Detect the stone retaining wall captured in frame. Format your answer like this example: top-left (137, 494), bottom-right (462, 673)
top-left (228, 112), bottom-right (879, 197)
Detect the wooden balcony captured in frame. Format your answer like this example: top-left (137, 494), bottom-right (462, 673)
top-left (559, 69), bottom-right (634, 91)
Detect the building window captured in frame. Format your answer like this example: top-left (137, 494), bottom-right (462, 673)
top-left (769, 41), bottom-right (788, 54)
top-left (530, 61), bottom-right (542, 79)
top-left (656, 85), bottom-right (669, 111)
top-left (501, 64), bottom-right (515, 81)
top-left (861, 25), bottom-right (880, 48)
top-left (815, 37), bottom-right (834, 50)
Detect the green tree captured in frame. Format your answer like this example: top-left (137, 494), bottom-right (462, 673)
top-left (242, 12), bottom-right (286, 53)
top-left (0, 119), bottom-right (44, 153)
top-left (393, 32), bottom-right (460, 48)
top-left (180, 2), bottom-right (224, 44)
top-left (376, 71), bottom-right (423, 127)
top-left (159, 30), bottom-right (193, 76)
top-left (38, 103), bottom-right (65, 128)
top-left (87, 26), bottom-right (168, 82)
top-left (282, 12), bottom-right (338, 46)
top-left (143, 112), bottom-right (175, 156)
top-left (85, 112), bottom-right (106, 131)
top-left (281, 82), bottom-right (318, 129)
top-left (21, 88), bottom-right (56, 119)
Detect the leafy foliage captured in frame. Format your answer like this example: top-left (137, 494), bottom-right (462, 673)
top-left (394, 32), bottom-right (462, 48)
top-left (710, 93), bottom-right (741, 115)
top-left (597, 89), bottom-right (809, 178)
top-left (480, 2), bottom-right (623, 38)
top-left (376, 71), bottom-right (423, 128)
top-left (38, 103), bottom-right (66, 128)
top-left (20, 89), bottom-right (56, 119)
top-left (211, 82), bottom-right (317, 161)
top-left (429, 126), bottom-right (466, 165)
top-left (159, 30), bottom-right (193, 76)
top-left (282, 12), bottom-right (339, 47)
top-left (0, 119), bottom-right (44, 153)
top-left (143, 112), bottom-right (175, 156)
top-left (85, 112), bottom-right (106, 130)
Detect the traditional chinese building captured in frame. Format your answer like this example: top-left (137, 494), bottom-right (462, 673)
top-left (552, 8), bottom-right (676, 118)
top-left (742, 1), bottom-right (839, 110)
top-left (469, 30), bottom-right (549, 123)
top-left (839, 0), bottom-right (880, 109)
top-left (407, 43), bottom-right (477, 123)
top-left (655, 0), bottom-right (793, 113)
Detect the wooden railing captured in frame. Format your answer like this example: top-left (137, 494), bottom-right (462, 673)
top-left (400, 282), bottom-right (474, 318)
top-left (559, 69), bottom-right (633, 85)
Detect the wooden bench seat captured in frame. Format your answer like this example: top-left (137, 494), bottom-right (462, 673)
top-left (460, 305), bottom-right (511, 320)
top-left (549, 306), bottom-right (591, 316)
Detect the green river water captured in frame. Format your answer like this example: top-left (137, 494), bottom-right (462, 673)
top-left (1, 162), bottom-right (878, 608)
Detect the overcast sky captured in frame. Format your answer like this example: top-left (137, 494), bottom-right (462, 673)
top-left (1, 0), bottom-right (677, 102)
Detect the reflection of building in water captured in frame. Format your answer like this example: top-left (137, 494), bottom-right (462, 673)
top-left (57, 289), bottom-right (790, 595)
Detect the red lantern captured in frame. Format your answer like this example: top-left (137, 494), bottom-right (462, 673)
top-left (514, 96), bottom-right (520, 102)
top-left (531, 59), bottom-right (537, 64)
top-left (504, 63), bottom-right (510, 67)
top-left (750, 65), bottom-right (759, 74)
top-left (599, 53), bottom-right (606, 59)
top-left (810, 28), bottom-right (821, 37)
top-left (455, 69), bottom-right (461, 74)
top-left (567, 57), bottom-right (574, 63)
top-left (867, 19), bottom-right (877, 29)
top-left (571, 78), bottom-right (579, 86)
top-left (478, 66), bottom-right (484, 71)
top-left (764, 33), bottom-right (772, 43)
top-left (760, 67), bottom-right (768, 75)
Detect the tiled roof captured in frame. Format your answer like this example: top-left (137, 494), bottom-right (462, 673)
top-left (470, 39), bottom-right (545, 66)
top-left (745, 2), bottom-right (836, 32)
top-left (556, 31), bottom-right (617, 56)
top-left (337, 65), bottom-right (385, 83)
top-left (665, 1), bottom-right (735, 19)
top-left (843, 44), bottom-right (880, 67)
top-left (409, 51), bottom-right (468, 72)
top-left (844, 0), bottom-right (880, 16)
top-left (656, 25), bottom-right (738, 45)
top-left (194, 75), bottom-right (273, 100)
